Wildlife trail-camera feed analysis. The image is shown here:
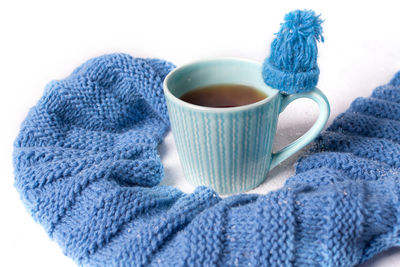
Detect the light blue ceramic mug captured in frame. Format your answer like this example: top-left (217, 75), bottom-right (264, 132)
top-left (163, 58), bottom-right (330, 194)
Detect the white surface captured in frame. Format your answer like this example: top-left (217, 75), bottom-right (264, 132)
top-left (1, 0), bottom-right (400, 266)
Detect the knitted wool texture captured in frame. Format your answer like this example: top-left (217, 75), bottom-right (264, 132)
top-left (262, 10), bottom-right (324, 94)
top-left (14, 54), bottom-right (400, 266)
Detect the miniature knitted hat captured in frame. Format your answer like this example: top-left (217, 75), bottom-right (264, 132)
top-left (262, 10), bottom-right (324, 94)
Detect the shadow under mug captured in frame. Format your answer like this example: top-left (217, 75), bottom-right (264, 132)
top-left (163, 58), bottom-right (330, 194)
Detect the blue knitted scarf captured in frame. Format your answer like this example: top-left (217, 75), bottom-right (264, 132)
top-left (13, 54), bottom-right (400, 266)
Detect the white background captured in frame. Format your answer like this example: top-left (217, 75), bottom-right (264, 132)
top-left (1, 0), bottom-right (400, 266)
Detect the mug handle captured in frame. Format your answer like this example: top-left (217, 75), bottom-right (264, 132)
top-left (269, 88), bottom-right (330, 170)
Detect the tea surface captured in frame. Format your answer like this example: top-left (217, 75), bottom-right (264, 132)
top-left (179, 84), bottom-right (267, 108)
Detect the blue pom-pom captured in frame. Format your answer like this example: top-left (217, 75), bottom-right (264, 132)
top-left (262, 10), bottom-right (324, 94)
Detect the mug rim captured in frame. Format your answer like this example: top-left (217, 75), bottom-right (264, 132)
top-left (163, 57), bottom-right (280, 113)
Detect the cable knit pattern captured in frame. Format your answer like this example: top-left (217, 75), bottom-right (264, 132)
top-left (13, 54), bottom-right (400, 266)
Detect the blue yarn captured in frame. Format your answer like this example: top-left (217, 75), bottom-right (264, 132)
top-left (14, 53), bottom-right (400, 266)
top-left (262, 10), bottom-right (324, 94)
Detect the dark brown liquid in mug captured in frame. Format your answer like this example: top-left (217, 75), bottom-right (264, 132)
top-left (179, 84), bottom-right (267, 108)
